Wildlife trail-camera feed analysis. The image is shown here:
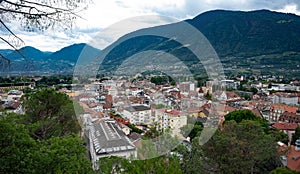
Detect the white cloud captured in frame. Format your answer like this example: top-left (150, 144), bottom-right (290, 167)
top-left (0, 28), bottom-right (94, 52)
top-left (75, 0), bottom-right (160, 30)
top-left (1, 0), bottom-right (300, 52)
top-left (89, 15), bottom-right (178, 50)
top-left (278, 4), bottom-right (300, 15)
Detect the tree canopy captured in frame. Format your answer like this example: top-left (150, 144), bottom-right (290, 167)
top-left (0, 113), bottom-right (92, 173)
top-left (180, 120), bottom-right (203, 140)
top-left (270, 129), bottom-right (289, 145)
top-left (98, 155), bottom-right (182, 174)
top-left (224, 109), bottom-right (261, 123)
top-left (150, 75), bottom-right (176, 85)
top-left (180, 121), bottom-right (280, 173)
top-left (23, 88), bottom-right (81, 140)
top-left (224, 109), bottom-right (269, 133)
top-left (270, 167), bottom-right (299, 174)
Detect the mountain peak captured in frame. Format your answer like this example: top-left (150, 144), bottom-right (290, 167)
top-left (48, 43), bottom-right (101, 63)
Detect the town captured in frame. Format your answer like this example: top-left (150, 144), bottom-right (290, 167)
top-left (2, 0), bottom-right (300, 173)
top-left (1, 74), bottom-right (300, 172)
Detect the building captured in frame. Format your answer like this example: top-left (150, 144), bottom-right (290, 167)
top-left (214, 91), bottom-right (241, 102)
top-left (279, 138), bottom-right (300, 172)
top-left (220, 80), bottom-right (240, 90)
top-left (0, 82), bottom-right (35, 92)
top-left (179, 81), bottom-right (197, 96)
top-left (269, 104), bottom-right (298, 123)
top-left (271, 93), bottom-right (299, 106)
top-left (278, 110), bottom-right (300, 123)
top-left (123, 105), bottom-right (152, 125)
top-left (3, 101), bottom-right (23, 114)
top-left (155, 108), bottom-right (187, 137)
top-left (86, 119), bottom-right (136, 169)
top-left (271, 122), bottom-right (299, 142)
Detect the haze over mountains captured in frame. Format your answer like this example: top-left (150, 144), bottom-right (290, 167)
top-left (1, 9), bottom-right (300, 78)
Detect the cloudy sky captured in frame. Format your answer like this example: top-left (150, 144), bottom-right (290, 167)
top-left (1, 0), bottom-right (300, 51)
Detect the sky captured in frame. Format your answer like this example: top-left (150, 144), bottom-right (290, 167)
top-left (1, 0), bottom-right (300, 52)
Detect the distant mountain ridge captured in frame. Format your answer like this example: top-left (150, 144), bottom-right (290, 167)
top-left (0, 49), bottom-right (13, 57)
top-left (101, 9), bottom-right (300, 62)
top-left (6, 46), bottom-right (51, 61)
top-left (1, 43), bottom-right (101, 74)
top-left (4, 43), bottom-right (100, 62)
top-left (47, 43), bottom-right (101, 63)
top-left (1, 9), bottom-right (300, 77)
top-left (96, 9), bottom-right (300, 78)
top-left (188, 9), bottom-right (300, 57)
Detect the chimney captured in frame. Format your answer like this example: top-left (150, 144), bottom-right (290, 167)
top-left (296, 138), bottom-right (300, 151)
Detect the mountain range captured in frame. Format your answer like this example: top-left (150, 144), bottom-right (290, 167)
top-left (1, 9), bottom-right (300, 78)
top-left (0, 43), bottom-right (101, 75)
top-left (189, 9), bottom-right (300, 57)
top-left (96, 9), bottom-right (300, 78)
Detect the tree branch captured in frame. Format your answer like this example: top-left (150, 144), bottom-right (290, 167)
top-left (0, 7), bottom-right (59, 17)
top-left (0, 0), bottom-right (90, 68)
top-left (21, 0), bottom-right (75, 12)
top-left (20, 0), bottom-right (83, 18)
top-left (3, 0), bottom-right (41, 11)
top-left (0, 36), bottom-right (26, 60)
top-left (0, 19), bottom-right (24, 44)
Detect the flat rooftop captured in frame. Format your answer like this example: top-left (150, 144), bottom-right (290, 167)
top-left (124, 105), bottom-right (150, 112)
top-left (90, 120), bottom-right (135, 155)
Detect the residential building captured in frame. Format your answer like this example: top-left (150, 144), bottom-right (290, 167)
top-left (278, 110), bottom-right (300, 123)
top-left (3, 101), bottom-right (23, 114)
top-left (271, 92), bottom-right (299, 106)
top-left (271, 122), bottom-right (299, 142)
top-left (179, 81), bottom-right (197, 95)
top-left (269, 104), bottom-right (298, 123)
top-left (214, 91), bottom-right (241, 102)
top-left (123, 105), bottom-right (152, 125)
top-left (155, 108), bottom-right (187, 137)
top-left (220, 80), bottom-right (240, 90)
top-left (279, 138), bottom-right (300, 172)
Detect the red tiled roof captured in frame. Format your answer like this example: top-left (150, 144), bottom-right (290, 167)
top-left (226, 91), bottom-right (240, 98)
top-left (272, 122), bottom-right (299, 130)
top-left (250, 108), bottom-right (263, 119)
top-left (271, 104), bottom-right (298, 113)
top-left (287, 146), bottom-right (300, 172)
top-left (279, 112), bottom-right (300, 123)
top-left (158, 108), bottom-right (184, 115)
top-left (5, 101), bottom-right (21, 110)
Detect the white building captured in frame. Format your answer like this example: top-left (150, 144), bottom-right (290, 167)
top-left (86, 119), bottom-right (136, 169)
top-left (123, 105), bottom-right (152, 125)
top-left (271, 93), bottom-right (299, 106)
top-left (220, 80), bottom-right (240, 89)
